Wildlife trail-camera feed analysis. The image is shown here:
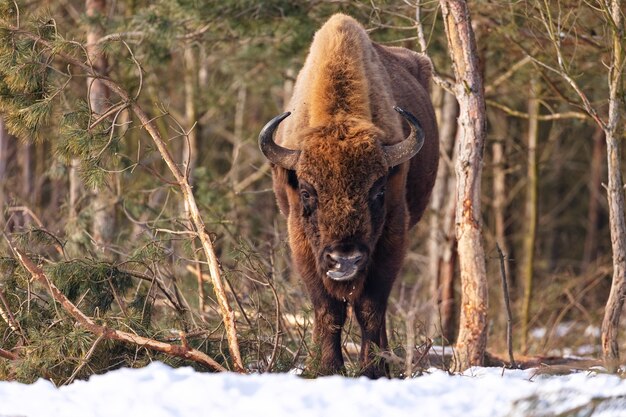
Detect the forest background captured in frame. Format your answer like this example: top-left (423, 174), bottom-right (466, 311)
top-left (0, 0), bottom-right (624, 383)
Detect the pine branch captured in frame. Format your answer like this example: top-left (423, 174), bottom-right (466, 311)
top-left (3, 25), bottom-right (245, 372)
top-left (0, 347), bottom-right (18, 360)
top-left (12, 247), bottom-right (226, 372)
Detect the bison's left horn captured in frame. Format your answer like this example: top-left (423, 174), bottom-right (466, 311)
top-left (259, 112), bottom-right (300, 170)
top-left (384, 107), bottom-right (425, 167)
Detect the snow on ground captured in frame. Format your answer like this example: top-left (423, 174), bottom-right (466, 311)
top-left (1, 362), bottom-right (626, 417)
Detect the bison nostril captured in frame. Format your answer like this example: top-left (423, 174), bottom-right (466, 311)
top-left (327, 250), bottom-right (365, 268)
top-left (326, 252), bottom-right (339, 268)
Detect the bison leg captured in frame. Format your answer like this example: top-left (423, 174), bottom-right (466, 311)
top-left (354, 295), bottom-right (390, 378)
top-left (311, 296), bottom-right (347, 375)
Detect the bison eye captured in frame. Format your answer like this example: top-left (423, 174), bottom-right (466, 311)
top-left (370, 176), bottom-right (387, 205)
top-left (373, 188), bottom-right (385, 201)
top-left (299, 181), bottom-right (318, 215)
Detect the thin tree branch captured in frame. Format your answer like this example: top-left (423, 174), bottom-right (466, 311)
top-left (487, 99), bottom-right (588, 121)
top-left (12, 247), bottom-right (226, 372)
top-left (2, 25), bottom-right (244, 372)
top-left (415, 1), bottom-right (455, 93)
top-left (0, 347), bottom-right (18, 360)
top-left (496, 243), bottom-right (516, 368)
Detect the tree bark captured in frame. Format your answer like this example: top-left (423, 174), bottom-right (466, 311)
top-left (14, 141), bottom-right (34, 229)
top-left (439, 0), bottom-right (489, 370)
top-left (601, 0), bottom-right (626, 369)
top-left (428, 87), bottom-right (459, 342)
top-left (489, 109), bottom-right (511, 285)
top-left (182, 45), bottom-right (198, 187)
top-left (582, 127), bottom-right (605, 270)
top-left (5, 23), bottom-right (245, 372)
top-left (69, 158), bottom-right (82, 220)
top-left (0, 117), bottom-right (8, 228)
top-left (521, 76), bottom-right (540, 353)
top-left (86, 0), bottom-right (116, 253)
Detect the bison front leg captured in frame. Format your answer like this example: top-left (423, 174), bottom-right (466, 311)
top-left (354, 296), bottom-right (389, 378)
top-left (311, 296), bottom-right (347, 375)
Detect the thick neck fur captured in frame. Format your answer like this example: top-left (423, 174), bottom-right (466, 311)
top-left (308, 14), bottom-right (372, 126)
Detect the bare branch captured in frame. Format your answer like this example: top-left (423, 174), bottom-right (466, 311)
top-left (487, 99), bottom-right (588, 121)
top-left (12, 247), bottom-right (226, 372)
top-left (415, 1), bottom-right (455, 93)
top-left (0, 347), bottom-right (18, 360)
top-left (2, 26), bottom-right (245, 372)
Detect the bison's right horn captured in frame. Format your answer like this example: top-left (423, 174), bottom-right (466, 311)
top-left (383, 107), bottom-right (425, 167)
top-left (258, 112), bottom-right (300, 170)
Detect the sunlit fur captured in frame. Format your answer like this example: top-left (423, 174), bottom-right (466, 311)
top-left (270, 14), bottom-right (439, 378)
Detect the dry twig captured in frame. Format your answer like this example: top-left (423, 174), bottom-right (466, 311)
top-left (2, 26), bottom-right (244, 372)
top-left (12, 247), bottom-right (226, 372)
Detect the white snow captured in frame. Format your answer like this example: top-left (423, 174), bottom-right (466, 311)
top-left (1, 362), bottom-right (626, 417)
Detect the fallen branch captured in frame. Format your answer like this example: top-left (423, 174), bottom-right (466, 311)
top-left (3, 25), bottom-right (244, 372)
top-left (13, 248), bottom-right (226, 372)
top-left (0, 347), bottom-right (18, 360)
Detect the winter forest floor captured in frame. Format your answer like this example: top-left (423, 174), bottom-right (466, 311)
top-left (1, 360), bottom-right (626, 417)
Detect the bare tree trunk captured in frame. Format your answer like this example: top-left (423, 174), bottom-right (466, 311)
top-left (439, 0), bottom-right (489, 370)
top-left (17, 141), bottom-right (34, 228)
top-left (489, 109), bottom-right (511, 283)
top-left (428, 87), bottom-right (459, 342)
top-left (601, 0), bottom-right (626, 369)
top-left (438, 205), bottom-right (457, 343)
top-left (183, 46), bottom-right (198, 187)
top-left (9, 18), bottom-right (245, 374)
top-left (582, 127), bottom-right (605, 269)
top-left (0, 117), bottom-right (8, 227)
top-left (181, 45), bottom-right (206, 313)
top-left (69, 159), bottom-right (82, 221)
top-left (86, 0), bottom-right (115, 252)
top-left (520, 76), bottom-right (540, 354)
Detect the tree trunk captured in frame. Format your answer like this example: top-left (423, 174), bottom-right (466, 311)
top-left (183, 45), bottom-right (198, 187)
top-left (582, 127), bottom-right (605, 269)
top-left (428, 87), bottom-right (459, 342)
top-left (86, 0), bottom-right (116, 253)
top-left (601, 0), bottom-right (626, 369)
top-left (17, 141), bottom-right (34, 228)
top-left (489, 109), bottom-right (511, 284)
top-left (439, 0), bottom-right (489, 371)
top-left (182, 45), bottom-right (206, 313)
top-left (520, 76), bottom-right (540, 354)
top-left (0, 117), bottom-right (8, 227)
top-left (69, 158), bottom-right (82, 221)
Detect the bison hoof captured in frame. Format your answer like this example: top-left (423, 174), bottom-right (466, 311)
top-left (361, 361), bottom-right (389, 379)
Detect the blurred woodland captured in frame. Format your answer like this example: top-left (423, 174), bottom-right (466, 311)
top-left (0, 0), bottom-right (625, 382)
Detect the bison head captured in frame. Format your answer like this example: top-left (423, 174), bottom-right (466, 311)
top-left (259, 108), bottom-right (424, 283)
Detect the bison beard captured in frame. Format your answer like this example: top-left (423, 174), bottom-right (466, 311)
top-left (259, 14), bottom-right (439, 378)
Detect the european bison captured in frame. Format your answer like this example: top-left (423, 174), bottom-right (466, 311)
top-left (259, 14), bottom-right (439, 378)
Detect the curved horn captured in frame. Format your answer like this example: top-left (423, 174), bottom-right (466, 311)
top-left (258, 112), bottom-right (300, 170)
top-left (383, 106), bottom-right (425, 167)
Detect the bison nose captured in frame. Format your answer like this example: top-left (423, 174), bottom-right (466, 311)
top-left (323, 247), bottom-right (367, 281)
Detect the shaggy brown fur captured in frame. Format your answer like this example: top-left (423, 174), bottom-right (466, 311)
top-left (269, 14), bottom-right (439, 378)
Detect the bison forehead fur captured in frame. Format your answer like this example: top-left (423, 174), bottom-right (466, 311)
top-left (298, 122), bottom-right (387, 209)
top-left (260, 13), bottom-right (439, 378)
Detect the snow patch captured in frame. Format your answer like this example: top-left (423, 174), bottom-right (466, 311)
top-left (1, 362), bottom-right (626, 417)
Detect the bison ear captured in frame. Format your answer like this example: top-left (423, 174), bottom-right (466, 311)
top-left (287, 169), bottom-right (299, 189)
top-left (383, 107), bottom-right (425, 167)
